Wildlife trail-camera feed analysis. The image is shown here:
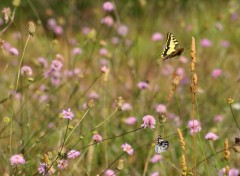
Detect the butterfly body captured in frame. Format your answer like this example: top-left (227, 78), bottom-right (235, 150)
top-left (155, 135), bottom-right (169, 153)
top-left (161, 32), bottom-right (184, 61)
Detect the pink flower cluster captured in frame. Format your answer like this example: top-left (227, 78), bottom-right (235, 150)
top-left (47, 18), bottom-right (64, 35)
top-left (141, 115), bottom-right (156, 129)
top-left (121, 143), bottom-right (134, 155)
top-left (188, 119), bottom-right (201, 135)
top-left (10, 154), bottom-right (25, 165)
top-left (62, 108), bottom-right (74, 120)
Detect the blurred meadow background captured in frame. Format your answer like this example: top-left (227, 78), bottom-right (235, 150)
top-left (0, 0), bottom-right (240, 175)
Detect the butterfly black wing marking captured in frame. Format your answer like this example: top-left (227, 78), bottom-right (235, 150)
top-left (161, 32), bottom-right (184, 61)
top-left (155, 135), bottom-right (169, 153)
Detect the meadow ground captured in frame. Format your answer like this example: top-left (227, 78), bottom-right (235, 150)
top-left (0, 0), bottom-right (240, 175)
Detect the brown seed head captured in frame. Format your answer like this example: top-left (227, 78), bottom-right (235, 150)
top-left (177, 128), bottom-right (186, 152)
top-left (224, 138), bottom-right (230, 161)
top-left (225, 96), bottom-right (234, 104)
top-left (28, 21), bottom-right (36, 36)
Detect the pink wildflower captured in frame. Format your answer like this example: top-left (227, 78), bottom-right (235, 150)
top-left (150, 154), bottom-right (162, 163)
top-left (105, 169), bottom-right (116, 176)
top-left (102, 1), bottom-right (115, 12)
top-left (53, 25), bottom-right (63, 35)
top-left (200, 39), bottom-right (212, 47)
top-left (37, 57), bottom-right (48, 68)
top-left (21, 66), bottom-right (33, 76)
top-left (82, 26), bottom-right (90, 35)
top-left (188, 119), bottom-right (201, 135)
top-left (214, 115), bottom-right (223, 122)
top-left (67, 150), bottom-right (80, 159)
top-left (10, 154), bottom-right (25, 166)
top-left (72, 47), bottom-right (82, 56)
top-left (180, 56), bottom-right (188, 63)
top-left (88, 91), bottom-right (100, 100)
top-left (155, 104), bottom-right (167, 114)
top-left (111, 36), bottom-right (120, 45)
top-left (99, 48), bottom-right (108, 56)
top-left (125, 116), bottom-right (137, 125)
top-left (92, 134), bottom-right (103, 143)
top-left (57, 159), bottom-right (68, 170)
top-left (101, 16), bottom-right (114, 27)
top-left (141, 115), bottom-right (156, 129)
top-left (211, 68), bottom-right (222, 78)
top-left (117, 25), bottom-right (128, 37)
top-left (205, 132), bottom-right (219, 141)
top-left (220, 40), bottom-right (230, 48)
top-left (121, 103), bottom-right (132, 111)
top-left (150, 172), bottom-right (159, 176)
top-left (9, 47), bottom-right (19, 56)
top-left (137, 81), bottom-right (149, 90)
top-left (51, 60), bottom-right (63, 71)
top-left (101, 65), bottom-right (109, 73)
top-left (121, 143), bottom-right (134, 155)
top-left (38, 163), bottom-right (48, 175)
top-left (151, 32), bottom-right (163, 42)
top-left (62, 108), bottom-right (74, 120)
top-left (47, 18), bottom-right (57, 29)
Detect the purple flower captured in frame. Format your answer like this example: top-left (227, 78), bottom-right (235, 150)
top-left (10, 154), bottom-right (25, 165)
top-left (215, 22), bottom-right (223, 31)
top-left (179, 56), bottom-right (188, 63)
top-left (62, 108), bottom-right (74, 120)
top-left (214, 115), bottom-right (223, 122)
top-left (51, 60), bottom-right (63, 71)
top-left (72, 47), bottom-right (83, 56)
top-left (102, 1), bottom-right (115, 12)
top-left (137, 81), bottom-right (149, 90)
top-left (188, 119), bottom-right (201, 135)
top-left (67, 150), bottom-right (81, 159)
top-left (47, 18), bottom-right (57, 29)
top-left (155, 104), bottom-right (167, 114)
top-left (88, 91), bottom-right (100, 100)
top-left (21, 66), bottom-right (33, 76)
top-left (231, 12), bottom-right (238, 21)
top-left (220, 40), bottom-right (230, 48)
top-left (121, 103), bottom-right (132, 111)
top-left (105, 169), bottom-right (116, 176)
top-left (150, 172), bottom-right (159, 176)
top-left (211, 68), bottom-right (222, 78)
top-left (111, 36), bottom-right (120, 45)
top-left (218, 168), bottom-right (239, 176)
top-left (57, 159), bottom-right (68, 170)
top-left (125, 116), bottom-right (137, 125)
top-left (200, 39), bottom-right (212, 47)
top-left (205, 132), bottom-right (219, 141)
top-left (150, 154), bottom-right (162, 163)
top-left (141, 115), bottom-right (156, 129)
top-left (99, 48), bottom-right (108, 56)
top-left (38, 163), bottom-right (48, 175)
top-left (101, 65), bottom-right (109, 73)
top-left (82, 26), bottom-right (90, 35)
top-left (9, 47), bottom-right (19, 56)
top-left (151, 32), bottom-right (163, 42)
top-left (101, 16), bottom-right (114, 27)
top-left (117, 25), bottom-right (128, 37)
top-left (121, 143), bottom-right (134, 155)
top-left (92, 134), bottom-right (103, 143)
top-left (53, 25), bottom-right (63, 35)
top-left (37, 57), bottom-right (48, 68)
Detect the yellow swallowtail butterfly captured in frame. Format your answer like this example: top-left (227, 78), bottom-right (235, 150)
top-left (161, 32), bottom-right (184, 61)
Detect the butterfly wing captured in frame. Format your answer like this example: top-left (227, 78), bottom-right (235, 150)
top-left (161, 33), bottom-right (181, 60)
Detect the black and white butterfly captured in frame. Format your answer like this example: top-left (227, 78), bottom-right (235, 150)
top-left (155, 135), bottom-right (169, 153)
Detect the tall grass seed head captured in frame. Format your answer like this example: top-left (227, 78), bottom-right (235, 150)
top-left (28, 21), bottom-right (36, 36)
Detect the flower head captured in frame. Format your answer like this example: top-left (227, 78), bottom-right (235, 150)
top-left (72, 47), bottom-right (82, 56)
top-left (211, 68), bottom-right (222, 78)
top-left (150, 172), bottom-right (159, 176)
top-left (117, 25), bottom-right (128, 37)
top-left (205, 132), bottom-right (219, 141)
top-left (10, 154), bottom-right (25, 166)
top-left (220, 40), bottom-right (230, 48)
top-left (125, 116), bottom-right (137, 125)
top-left (53, 25), bottom-right (63, 35)
top-left (141, 115), bottom-right (156, 129)
top-left (57, 159), bottom-right (68, 170)
top-left (21, 66), bottom-right (33, 76)
top-left (137, 81), bottom-right (149, 90)
top-left (105, 169), bottom-right (116, 176)
top-left (200, 38), bottom-right (212, 47)
top-left (51, 59), bottom-right (63, 71)
top-left (151, 32), bottom-right (163, 42)
top-left (38, 163), bottom-right (48, 175)
top-left (92, 134), bottom-right (103, 143)
top-left (214, 115), bottom-right (223, 122)
top-left (150, 154), bottom-right (162, 163)
top-left (102, 1), bottom-right (115, 12)
top-left (101, 16), bottom-right (114, 27)
top-left (121, 143), bottom-right (134, 155)
top-left (188, 119), bottom-right (201, 135)
top-left (62, 108), bottom-right (74, 120)
top-left (121, 103), bottom-right (132, 111)
top-left (155, 104), bottom-right (167, 114)
top-left (37, 57), bottom-right (48, 68)
top-left (67, 150), bottom-right (80, 159)
top-left (9, 47), bottom-right (19, 56)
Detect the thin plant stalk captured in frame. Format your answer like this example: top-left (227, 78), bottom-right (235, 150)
top-left (229, 104), bottom-right (240, 131)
